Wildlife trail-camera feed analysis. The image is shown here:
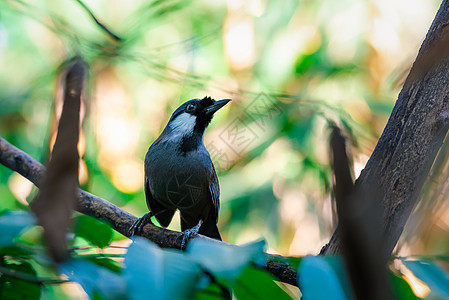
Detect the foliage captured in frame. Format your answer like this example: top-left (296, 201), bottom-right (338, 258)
top-left (0, 212), bottom-right (292, 299)
top-left (1, 0), bottom-right (449, 299)
top-left (0, 0), bottom-right (443, 253)
top-left (1, 211), bottom-right (449, 299)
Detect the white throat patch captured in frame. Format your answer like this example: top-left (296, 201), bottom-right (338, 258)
top-left (167, 112), bottom-right (196, 141)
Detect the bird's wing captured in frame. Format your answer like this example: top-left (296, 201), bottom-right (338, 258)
top-left (209, 166), bottom-right (220, 224)
top-left (144, 176), bottom-right (151, 206)
top-left (145, 175), bottom-right (175, 228)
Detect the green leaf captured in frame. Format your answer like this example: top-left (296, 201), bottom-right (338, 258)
top-left (16, 225), bottom-right (45, 246)
top-left (403, 259), bottom-right (449, 299)
top-left (0, 185), bottom-right (20, 210)
top-left (0, 211), bottom-right (35, 247)
top-left (193, 283), bottom-right (228, 300)
top-left (298, 255), bottom-right (347, 300)
top-left (86, 257), bottom-right (122, 273)
top-left (0, 259), bottom-right (41, 300)
top-left (323, 256), bottom-right (355, 299)
top-left (0, 245), bottom-right (33, 257)
top-left (285, 115), bottom-right (316, 153)
top-left (234, 265), bottom-right (293, 300)
top-left (74, 215), bottom-right (113, 248)
top-left (124, 237), bottom-right (201, 300)
top-left (187, 239), bottom-right (266, 283)
top-left (389, 272), bottom-right (418, 300)
top-left (60, 258), bottom-right (126, 299)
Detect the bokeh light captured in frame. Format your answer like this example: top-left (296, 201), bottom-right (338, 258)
top-left (0, 0), bottom-right (444, 262)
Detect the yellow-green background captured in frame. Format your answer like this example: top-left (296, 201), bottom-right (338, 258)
top-left (0, 0), bottom-right (445, 266)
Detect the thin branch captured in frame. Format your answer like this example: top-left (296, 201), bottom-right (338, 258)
top-left (0, 136), bottom-right (298, 286)
top-left (74, 0), bottom-right (122, 42)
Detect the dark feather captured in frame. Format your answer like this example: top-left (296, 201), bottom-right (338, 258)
top-left (144, 176), bottom-right (175, 227)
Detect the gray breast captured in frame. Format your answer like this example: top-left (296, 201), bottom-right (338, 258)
top-left (145, 142), bottom-right (213, 213)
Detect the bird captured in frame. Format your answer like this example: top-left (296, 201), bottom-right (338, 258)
top-left (129, 96), bottom-right (230, 244)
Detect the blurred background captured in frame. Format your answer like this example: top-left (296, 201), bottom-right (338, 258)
top-left (0, 0), bottom-right (446, 259)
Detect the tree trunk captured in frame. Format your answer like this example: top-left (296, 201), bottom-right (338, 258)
top-left (322, 0), bottom-right (449, 257)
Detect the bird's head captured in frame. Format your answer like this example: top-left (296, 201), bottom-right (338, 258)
top-left (168, 96), bottom-right (230, 135)
top-left (158, 97), bottom-right (231, 146)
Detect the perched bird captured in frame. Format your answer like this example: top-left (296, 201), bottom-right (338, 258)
top-left (129, 96), bottom-right (230, 242)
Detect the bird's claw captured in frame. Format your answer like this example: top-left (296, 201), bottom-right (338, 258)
top-left (177, 229), bottom-right (199, 250)
top-left (177, 221), bottom-right (202, 250)
top-left (128, 212), bottom-right (153, 237)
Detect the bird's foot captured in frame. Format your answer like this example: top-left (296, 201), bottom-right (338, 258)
top-left (177, 220), bottom-right (203, 250)
top-left (128, 212), bottom-right (154, 237)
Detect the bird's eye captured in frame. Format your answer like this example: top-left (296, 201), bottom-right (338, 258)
top-left (186, 103), bottom-right (196, 112)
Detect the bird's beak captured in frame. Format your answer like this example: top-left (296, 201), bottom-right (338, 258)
top-left (204, 99), bottom-right (231, 115)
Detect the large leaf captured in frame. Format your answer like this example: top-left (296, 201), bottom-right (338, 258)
top-left (86, 257), bottom-right (122, 273)
top-left (323, 256), bottom-right (355, 299)
top-left (403, 259), bottom-right (449, 299)
top-left (0, 245), bottom-right (33, 257)
top-left (187, 239), bottom-right (266, 283)
top-left (298, 255), bottom-right (347, 300)
top-left (0, 259), bottom-right (41, 300)
top-left (74, 215), bottom-right (114, 248)
top-left (124, 237), bottom-right (201, 300)
top-left (0, 211), bottom-right (35, 247)
top-left (60, 258), bottom-right (126, 299)
top-left (193, 283), bottom-right (227, 300)
top-left (233, 265), bottom-right (293, 300)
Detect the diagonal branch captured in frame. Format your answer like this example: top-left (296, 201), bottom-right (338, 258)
top-left (0, 136), bottom-right (298, 286)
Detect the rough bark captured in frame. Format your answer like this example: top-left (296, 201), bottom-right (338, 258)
top-left (322, 0), bottom-right (449, 257)
top-left (0, 136), bottom-right (298, 286)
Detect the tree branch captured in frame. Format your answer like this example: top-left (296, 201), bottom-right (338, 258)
top-left (74, 0), bottom-right (122, 42)
top-left (329, 127), bottom-right (392, 299)
top-left (0, 136), bottom-right (298, 286)
top-left (322, 0), bottom-right (449, 257)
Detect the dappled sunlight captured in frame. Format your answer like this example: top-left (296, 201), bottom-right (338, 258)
top-left (288, 215), bottom-right (322, 256)
top-left (111, 159), bottom-right (144, 194)
top-left (401, 265), bottom-right (431, 298)
top-left (353, 153), bottom-right (370, 179)
top-left (1, 1), bottom-right (448, 294)
top-left (0, 0), bottom-right (441, 258)
top-left (8, 173), bottom-right (33, 206)
top-left (224, 15), bottom-right (255, 71)
top-left (94, 73), bottom-right (142, 193)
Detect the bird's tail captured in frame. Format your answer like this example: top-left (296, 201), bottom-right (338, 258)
top-left (199, 219), bottom-right (222, 241)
